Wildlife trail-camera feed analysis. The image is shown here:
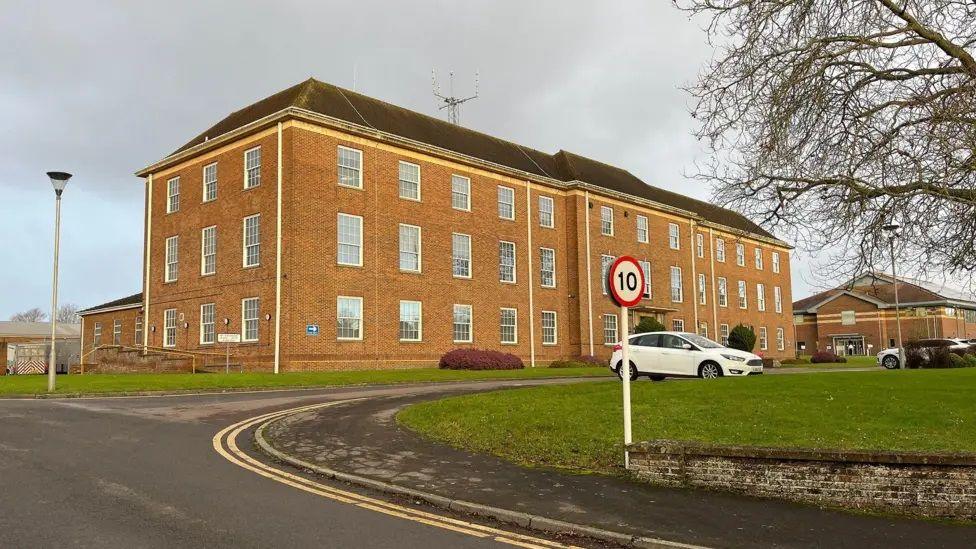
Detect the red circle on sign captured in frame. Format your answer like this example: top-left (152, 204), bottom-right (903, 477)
top-left (608, 255), bottom-right (645, 308)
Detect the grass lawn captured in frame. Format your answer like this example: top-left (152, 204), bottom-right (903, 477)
top-left (398, 368), bottom-right (976, 475)
top-left (0, 367), bottom-right (609, 397)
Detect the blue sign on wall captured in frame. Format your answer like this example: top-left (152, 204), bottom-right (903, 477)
top-left (306, 324), bottom-right (320, 336)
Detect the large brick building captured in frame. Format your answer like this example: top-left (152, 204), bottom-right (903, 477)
top-left (80, 78), bottom-right (794, 371)
top-left (793, 272), bottom-right (976, 356)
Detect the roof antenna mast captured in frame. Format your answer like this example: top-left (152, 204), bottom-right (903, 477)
top-left (432, 69), bottom-right (479, 125)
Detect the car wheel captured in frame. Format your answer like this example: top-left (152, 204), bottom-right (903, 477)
top-left (882, 355), bottom-right (900, 370)
top-left (698, 362), bottom-right (721, 379)
top-left (649, 374), bottom-right (666, 382)
top-left (615, 361), bottom-right (639, 381)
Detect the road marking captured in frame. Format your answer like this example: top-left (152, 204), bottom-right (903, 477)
top-left (213, 400), bottom-right (580, 549)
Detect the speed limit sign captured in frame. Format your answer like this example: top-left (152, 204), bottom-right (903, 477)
top-left (608, 256), bottom-right (644, 307)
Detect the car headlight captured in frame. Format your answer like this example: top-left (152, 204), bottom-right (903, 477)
top-left (721, 354), bottom-right (746, 362)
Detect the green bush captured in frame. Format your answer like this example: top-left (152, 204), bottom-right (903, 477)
top-left (634, 317), bottom-right (666, 333)
top-left (965, 354), bottom-right (976, 368)
top-left (780, 357), bottom-right (811, 365)
top-left (949, 353), bottom-right (966, 368)
top-left (727, 324), bottom-right (756, 352)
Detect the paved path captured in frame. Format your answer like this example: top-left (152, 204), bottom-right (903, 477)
top-left (262, 386), bottom-right (974, 549)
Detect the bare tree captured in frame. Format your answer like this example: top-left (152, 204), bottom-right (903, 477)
top-left (675, 0), bottom-right (976, 289)
top-left (10, 308), bottom-right (48, 322)
top-left (57, 304), bottom-right (80, 324)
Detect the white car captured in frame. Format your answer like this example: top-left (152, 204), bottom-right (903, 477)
top-left (608, 331), bottom-right (764, 380)
top-left (878, 338), bottom-right (972, 369)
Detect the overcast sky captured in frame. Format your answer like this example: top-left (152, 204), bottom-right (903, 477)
top-left (0, 0), bottom-right (821, 319)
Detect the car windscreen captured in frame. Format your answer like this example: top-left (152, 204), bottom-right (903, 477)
top-left (681, 333), bottom-right (724, 349)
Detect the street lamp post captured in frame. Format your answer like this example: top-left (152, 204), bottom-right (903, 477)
top-left (46, 171), bottom-right (72, 392)
top-left (882, 223), bottom-right (904, 367)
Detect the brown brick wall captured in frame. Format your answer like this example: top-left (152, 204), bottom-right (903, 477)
top-left (79, 306), bottom-right (143, 361)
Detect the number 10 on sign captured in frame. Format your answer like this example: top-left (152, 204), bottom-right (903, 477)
top-left (607, 256), bottom-right (644, 468)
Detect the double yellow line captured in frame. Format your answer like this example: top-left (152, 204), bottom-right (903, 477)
top-left (213, 400), bottom-right (581, 549)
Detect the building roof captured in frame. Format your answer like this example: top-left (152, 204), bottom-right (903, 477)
top-left (0, 321), bottom-right (80, 341)
top-left (164, 78), bottom-right (779, 241)
top-left (793, 272), bottom-right (976, 313)
top-left (78, 293), bottom-right (143, 315)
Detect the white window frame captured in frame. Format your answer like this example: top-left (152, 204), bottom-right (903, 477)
top-left (698, 273), bottom-right (707, 305)
top-left (699, 322), bottom-right (708, 338)
top-left (167, 176), bottom-right (180, 213)
top-left (757, 283), bottom-right (767, 311)
top-left (696, 233), bottom-right (704, 258)
top-left (500, 307), bottom-right (518, 344)
top-left (451, 174), bottom-right (471, 211)
top-left (718, 277), bottom-right (728, 307)
top-left (636, 215), bottom-right (648, 243)
top-left (93, 322), bottom-right (102, 346)
top-left (672, 318), bottom-right (685, 332)
top-left (759, 326), bottom-right (768, 351)
top-left (163, 309), bottom-right (176, 348)
top-left (452, 233), bottom-right (471, 279)
top-left (497, 186), bottom-right (515, 220)
top-left (720, 324), bottom-right (730, 346)
top-left (603, 314), bottom-right (618, 345)
top-left (113, 319), bottom-right (122, 345)
top-left (755, 247), bottom-right (764, 270)
top-left (668, 223), bottom-right (680, 250)
top-left (538, 196), bottom-right (554, 228)
top-left (203, 163), bottom-right (217, 202)
top-left (453, 304), bottom-right (473, 343)
top-left (539, 247), bottom-right (556, 288)
top-left (337, 213), bottom-right (363, 267)
top-left (398, 161), bottom-right (421, 201)
top-left (244, 146), bottom-right (261, 189)
top-left (600, 206), bottom-right (614, 236)
top-left (398, 224), bottom-right (422, 273)
top-left (639, 260), bottom-right (651, 299)
top-left (601, 255), bottom-right (615, 295)
top-left (241, 297), bottom-right (260, 342)
top-left (776, 327), bottom-right (785, 351)
top-left (134, 317), bottom-right (142, 346)
top-left (243, 214), bottom-right (260, 268)
top-left (499, 241), bottom-right (517, 283)
top-left (165, 235), bottom-right (179, 282)
top-left (736, 243), bottom-right (745, 266)
top-left (670, 266), bottom-right (683, 303)
top-left (774, 286), bottom-right (783, 313)
top-left (772, 251), bottom-right (781, 274)
top-left (200, 225), bottom-right (216, 276)
top-left (337, 145), bottom-right (363, 189)
top-left (336, 296), bottom-right (363, 341)
top-left (738, 280), bottom-right (748, 309)
top-left (716, 238), bottom-right (726, 262)
top-left (398, 300), bottom-right (423, 342)
top-left (200, 303), bottom-right (215, 345)
top-left (541, 310), bottom-right (558, 345)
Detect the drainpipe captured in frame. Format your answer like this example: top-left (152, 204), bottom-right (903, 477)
top-left (526, 181), bottom-right (536, 367)
top-left (709, 228), bottom-right (718, 335)
top-left (143, 174), bottom-right (153, 353)
top-left (274, 122), bottom-right (283, 374)
top-left (584, 191), bottom-right (594, 356)
top-left (689, 220), bottom-right (699, 332)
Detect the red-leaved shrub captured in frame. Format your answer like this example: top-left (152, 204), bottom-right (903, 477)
top-left (439, 349), bottom-right (525, 370)
top-left (810, 351), bottom-right (846, 364)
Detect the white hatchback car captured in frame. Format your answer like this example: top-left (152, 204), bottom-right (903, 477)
top-left (608, 331), bottom-right (764, 380)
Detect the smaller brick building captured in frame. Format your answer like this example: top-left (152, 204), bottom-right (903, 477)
top-left (78, 293), bottom-right (144, 361)
top-left (793, 272), bottom-right (976, 356)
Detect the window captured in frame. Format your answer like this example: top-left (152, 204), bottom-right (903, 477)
top-left (452, 233), bottom-right (471, 278)
top-left (600, 206), bottom-right (614, 236)
top-left (200, 303), bottom-right (215, 345)
top-left (201, 226), bottom-right (216, 276)
top-left (696, 233), bottom-right (704, 258)
top-left (203, 163), bottom-right (217, 202)
top-left (399, 301), bottom-right (422, 341)
top-left (776, 327), bottom-right (785, 351)
top-left (736, 243), bottom-right (745, 266)
top-left (636, 215), bottom-right (648, 243)
top-left (774, 286), bottom-right (783, 313)
top-left (755, 247), bottom-right (763, 270)
top-left (337, 213), bottom-right (363, 266)
top-left (337, 296), bottom-right (363, 340)
top-left (539, 247), bottom-right (556, 288)
top-left (242, 297), bottom-right (259, 342)
top-left (639, 260), bottom-right (651, 298)
top-left (398, 161), bottom-right (421, 200)
top-left (720, 324), bottom-right (730, 346)
top-left (966, 309), bottom-right (976, 323)
top-left (134, 317), bottom-right (143, 346)
top-left (113, 319), bottom-right (122, 345)
top-left (759, 326), bottom-right (768, 350)
top-left (399, 224), bottom-right (422, 272)
top-left (603, 314), bottom-right (618, 345)
top-left (696, 273), bottom-right (706, 305)
top-left (541, 311), bottom-right (557, 345)
top-left (699, 322), bottom-right (708, 338)
top-left (716, 238), bottom-right (726, 262)
top-left (757, 283), bottom-right (766, 311)
top-left (670, 266), bottom-right (683, 303)
top-left (717, 277), bottom-right (728, 307)
top-left (167, 177), bottom-right (180, 213)
top-left (738, 280), bottom-right (747, 309)
top-left (500, 308), bottom-right (518, 344)
top-left (497, 186), bottom-right (515, 220)
top-left (93, 322), bottom-right (102, 346)
top-left (244, 146), bottom-right (261, 189)
top-left (165, 236), bottom-right (179, 282)
top-left (243, 214), bottom-right (260, 267)
top-left (601, 255), bottom-right (615, 295)
top-left (668, 223), bottom-right (680, 249)
top-left (163, 309), bottom-right (176, 348)
top-left (539, 196), bottom-right (554, 228)
top-left (672, 318), bottom-right (684, 332)
top-left (453, 304), bottom-right (472, 343)
top-left (451, 175), bottom-right (470, 211)
top-left (337, 146), bottom-right (363, 189)
top-left (772, 251), bottom-right (781, 274)
top-left (841, 310), bottom-right (856, 326)
top-left (499, 241), bottom-right (516, 283)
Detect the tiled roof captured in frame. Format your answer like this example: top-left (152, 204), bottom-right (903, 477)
top-left (168, 78), bottom-right (780, 241)
top-left (78, 293), bottom-right (143, 315)
top-left (793, 273), bottom-right (976, 312)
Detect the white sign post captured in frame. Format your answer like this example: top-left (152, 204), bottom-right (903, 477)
top-left (217, 333), bottom-right (241, 373)
top-left (607, 256), bottom-right (645, 468)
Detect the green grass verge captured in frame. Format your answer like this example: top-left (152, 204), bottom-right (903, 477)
top-left (398, 368), bottom-right (976, 475)
top-left (0, 367), bottom-right (609, 397)
top-left (778, 355), bottom-right (878, 368)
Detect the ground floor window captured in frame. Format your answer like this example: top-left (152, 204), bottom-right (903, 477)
top-left (541, 311), bottom-right (557, 345)
top-left (759, 326), bottom-right (768, 350)
top-left (200, 303), bottom-right (215, 345)
top-left (453, 304), bottom-right (472, 343)
top-left (337, 296), bottom-right (363, 340)
top-left (500, 308), bottom-right (518, 344)
top-left (720, 324), bottom-right (730, 346)
top-left (672, 318), bottom-right (684, 332)
top-left (93, 322), bottom-right (102, 346)
top-left (603, 314), bottom-right (618, 345)
top-left (113, 320), bottom-right (122, 345)
top-left (242, 298), bottom-right (259, 342)
top-left (134, 316), bottom-right (143, 346)
top-left (776, 327), bottom-right (785, 351)
top-left (399, 301), bottom-right (422, 341)
top-left (163, 309), bottom-right (176, 347)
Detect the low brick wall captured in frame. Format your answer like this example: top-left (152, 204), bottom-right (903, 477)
top-left (627, 440), bottom-right (976, 520)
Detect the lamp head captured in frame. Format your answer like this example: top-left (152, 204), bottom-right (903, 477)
top-left (47, 172), bottom-right (72, 195)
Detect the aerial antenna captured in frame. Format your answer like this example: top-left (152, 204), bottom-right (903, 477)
top-left (432, 69), bottom-right (479, 125)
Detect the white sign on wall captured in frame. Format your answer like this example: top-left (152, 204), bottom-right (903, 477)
top-left (217, 333), bottom-right (241, 344)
